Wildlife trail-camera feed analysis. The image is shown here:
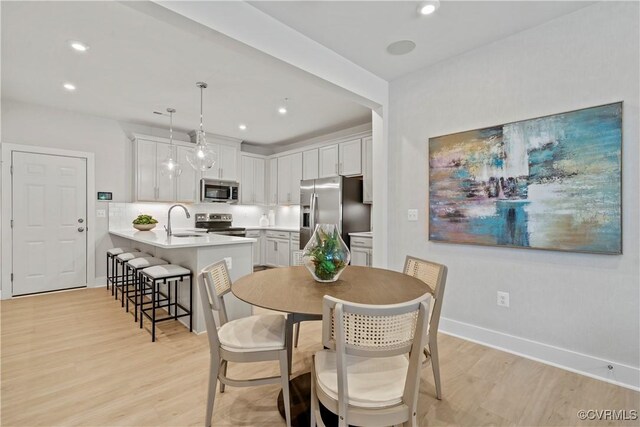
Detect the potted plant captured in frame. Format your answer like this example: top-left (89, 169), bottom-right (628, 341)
top-left (132, 214), bottom-right (158, 231)
top-left (302, 224), bottom-right (350, 283)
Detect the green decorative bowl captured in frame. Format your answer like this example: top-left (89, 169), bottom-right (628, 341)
top-left (133, 223), bottom-right (156, 231)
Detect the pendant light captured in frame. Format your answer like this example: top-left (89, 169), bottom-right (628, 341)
top-left (186, 82), bottom-right (216, 171)
top-left (159, 108), bottom-right (183, 179)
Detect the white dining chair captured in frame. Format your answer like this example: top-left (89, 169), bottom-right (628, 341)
top-left (198, 260), bottom-right (292, 427)
top-left (403, 255), bottom-right (448, 400)
top-left (310, 293), bottom-right (431, 427)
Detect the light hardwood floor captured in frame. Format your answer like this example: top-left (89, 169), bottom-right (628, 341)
top-left (1, 288), bottom-right (638, 426)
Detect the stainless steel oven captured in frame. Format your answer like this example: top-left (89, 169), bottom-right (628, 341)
top-left (200, 179), bottom-right (239, 203)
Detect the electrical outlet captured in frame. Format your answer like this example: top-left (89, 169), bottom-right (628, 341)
top-left (96, 209), bottom-right (106, 218)
top-left (224, 257), bottom-right (232, 270)
top-left (497, 291), bottom-right (510, 308)
top-left (407, 209), bottom-right (418, 221)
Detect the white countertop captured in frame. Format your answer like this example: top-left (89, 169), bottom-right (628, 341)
top-left (349, 231), bottom-right (373, 238)
top-left (109, 229), bottom-right (256, 249)
top-left (244, 225), bottom-right (300, 232)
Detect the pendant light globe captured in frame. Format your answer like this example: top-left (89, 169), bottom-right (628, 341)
top-left (160, 108), bottom-right (183, 179)
top-left (187, 82), bottom-right (216, 171)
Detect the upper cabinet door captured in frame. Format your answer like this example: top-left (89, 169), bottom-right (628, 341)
top-left (277, 155), bottom-right (291, 205)
top-left (303, 149), bottom-right (319, 180)
top-left (241, 155), bottom-right (255, 204)
top-left (218, 145), bottom-right (238, 181)
top-left (289, 152), bottom-right (302, 205)
top-left (362, 136), bottom-right (373, 204)
top-left (176, 145), bottom-right (197, 203)
top-left (339, 138), bottom-right (362, 176)
top-left (136, 139), bottom-right (157, 201)
top-left (254, 157), bottom-right (266, 204)
top-left (318, 144), bottom-right (339, 178)
top-left (269, 158), bottom-right (278, 205)
top-left (155, 142), bottom-right (176, 202)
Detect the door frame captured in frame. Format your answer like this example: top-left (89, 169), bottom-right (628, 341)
top-left (1, 143), bottom-right (96, 299)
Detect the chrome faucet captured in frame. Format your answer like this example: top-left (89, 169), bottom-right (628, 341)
top-left (165, 204), bottom-right (191, 237)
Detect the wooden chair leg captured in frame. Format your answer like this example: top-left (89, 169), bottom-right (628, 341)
top-left (205, 357), bottom-right (219, 427)
top-left (430, 339), bottom-right (442, 400)
top-left (219, 360), bottom-right (227, 393)
top-left (279, 350), bottom-right (292, 427)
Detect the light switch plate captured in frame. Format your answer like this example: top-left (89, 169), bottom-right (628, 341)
top-left (408, 209), bottom-right (418, 221)
top-left (224, 257), bottom-right (232, 270)
top-left (96, 209), bottom-right (106, 218)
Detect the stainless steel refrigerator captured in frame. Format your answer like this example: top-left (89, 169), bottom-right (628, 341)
top-left (300, 176), bottom-right (371, 249)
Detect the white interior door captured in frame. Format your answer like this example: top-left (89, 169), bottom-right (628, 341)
top-left (12, 152), bottom-right (87, 295)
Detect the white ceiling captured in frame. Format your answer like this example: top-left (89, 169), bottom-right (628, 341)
top-left (250, 1), bottom-right (596, 81)
top-left (1, 1), bottom-right (371, 145)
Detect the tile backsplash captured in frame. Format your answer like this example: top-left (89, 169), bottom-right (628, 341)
top-left (109, 202), bottom-right (300, 231)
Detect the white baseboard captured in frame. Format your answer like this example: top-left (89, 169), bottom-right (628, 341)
top-left (93, 276), bottom-right (107, 287)
top-left (439, 317), bottom-right (640, 391)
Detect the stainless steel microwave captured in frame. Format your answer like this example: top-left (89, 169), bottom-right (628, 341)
top-left (200, 179), bottom-right (239, 203)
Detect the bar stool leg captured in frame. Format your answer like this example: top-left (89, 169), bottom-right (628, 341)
top-left (140, 275), bottom-right (145, 330)
top-left (174, 280), bottom-right (179, 321)
top-left (106, 255), bottom-right (110, 291)
top-left (151, 279), bottom-right (157, 342)
top-left (168, 281), bottom-right (172, 317)
top-left (189, 273), bottom-right (193, 332)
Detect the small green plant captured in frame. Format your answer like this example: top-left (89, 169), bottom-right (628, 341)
top-left (305, 226), bottom-right (347, 281)
top-left (132, 214), bottom-right (158, 225)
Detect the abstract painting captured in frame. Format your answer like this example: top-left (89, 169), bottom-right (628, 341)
top-left (428, 102), bottom-right (622, 254)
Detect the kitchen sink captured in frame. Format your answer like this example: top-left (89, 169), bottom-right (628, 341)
top-left (171, 232), bottom-right (206, 238)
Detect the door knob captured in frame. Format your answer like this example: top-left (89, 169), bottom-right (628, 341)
top-left (78, 227), bottom-right (85, 232)
top-left (78, 218), bottom-right (84, 223)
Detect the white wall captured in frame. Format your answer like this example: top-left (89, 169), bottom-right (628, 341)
top-left (388, 2), bottom-right (639, 387)
top-left (1, 99), bottom-right (191, 285)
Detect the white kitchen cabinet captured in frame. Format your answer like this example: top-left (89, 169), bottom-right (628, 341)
top-left (318, 144), bottom-right (339, 178)
top-left (246, 230), bottom-right (263, 266)
top-left (175, 145), bottom-right (198, 203)
top-left (265, 237), bottom-right (290, 267)
top-left (202, 144), bottom-right (238, 181)
top-left (277, 153), bottom-right (302, 205)
top-left (350, 247), bottom-right (371, 267)
top-left (135, 138), bottom-right (158, 201)
top-left (290, 232), bottom-right (302, 265)
top-left (302, 149), bottom-right (319, 180)
top-left (134, 138), bottom-right (177, 202)
top-left (339, 138), bottom-right (362, 176)
top-left (362, 136), bottom-right (373, 204)
top-left (350, 235), bottom-right (372, 267)
top-left (241, 155), bottom-right (266, 205)
top-left (268, 158), bottom-right (278, 205)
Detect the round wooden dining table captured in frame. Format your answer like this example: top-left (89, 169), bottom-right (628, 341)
top-left (232, 265), bottom-right (432, 427)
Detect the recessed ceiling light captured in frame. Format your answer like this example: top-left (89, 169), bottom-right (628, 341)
top-left (239, 124), bottom-right (247, 130)
top-left (63, 82), bottom-right (76, 91)
top-left (69, 41), bottom-right (89, 52)
top-left (278, 107), bottom-right (287, 115)
top-left (387, 40), bottom-right (416, 56)
top-left (418, 0), bottom-right (440, 15)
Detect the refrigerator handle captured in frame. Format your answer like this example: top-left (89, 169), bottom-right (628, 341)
top-left (310, 192), bottom-right (318, 231)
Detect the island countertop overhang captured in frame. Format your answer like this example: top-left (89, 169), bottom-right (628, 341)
top-left (109, 229), bottom-right (256, 249)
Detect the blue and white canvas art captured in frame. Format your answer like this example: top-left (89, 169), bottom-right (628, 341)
top-left (428, 102), bottom-right (622, 254)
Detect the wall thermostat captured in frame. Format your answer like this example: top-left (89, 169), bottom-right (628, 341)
top-left (97, 192), bottom-right (113, 201)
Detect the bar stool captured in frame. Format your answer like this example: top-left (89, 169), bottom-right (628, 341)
top-left (106, 247), bottom-right (136, 291)
top-left (124, 256), bottom-right (168, 321)
top-left (139, 265), bottom-right (193, 342)
top-left (114, 251), bottom-right (150, 304)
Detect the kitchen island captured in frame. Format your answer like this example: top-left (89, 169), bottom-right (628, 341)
top-left (109, 229), bottom-right (256, 333)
